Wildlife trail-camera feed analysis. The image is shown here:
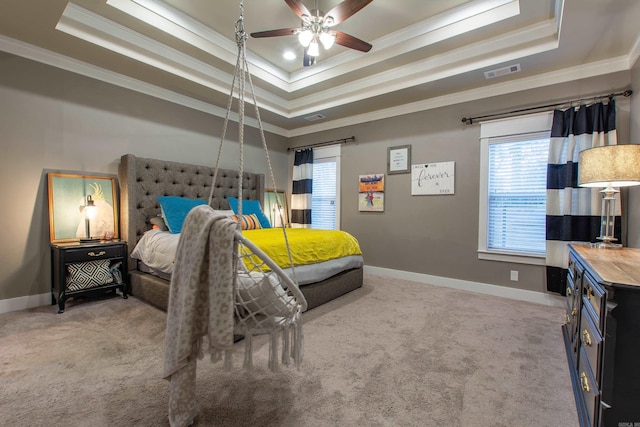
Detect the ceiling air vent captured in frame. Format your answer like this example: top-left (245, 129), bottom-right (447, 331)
top-left (304, 113), bottom-right (326, 121)
top-left (484, 63), bottom-right (521, 79)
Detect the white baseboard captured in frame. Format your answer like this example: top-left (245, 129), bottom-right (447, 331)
top-left (0, 293), bottom-right (52, 315)
top-left (0, 268), bottom-right (564, 314)
top-left (364, 265), bottom-right (565, 308)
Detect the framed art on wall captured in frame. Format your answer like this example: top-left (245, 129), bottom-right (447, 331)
top-left (47, 173), bottom-right (119, 243)
top-left (411, 161), bottom-right (455, 195)
top-left (387, 145), bottom-right (411, 174)
top-left (264, 189), bottom-right (289, 227)
top-left (359, 174), bottom-right (385, 212)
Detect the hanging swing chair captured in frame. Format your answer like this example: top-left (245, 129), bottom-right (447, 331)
top-left (209, 1), bottom-right (308, 370)
top-left (163, 3), bottom-right (307, 425)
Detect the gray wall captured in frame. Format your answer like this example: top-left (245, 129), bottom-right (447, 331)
top-left (0, 49), bottom-right (635, 305)
top-left (0, 53), bottom-right (289, 302)
top-left (290, 72), bottom-right (633, 294)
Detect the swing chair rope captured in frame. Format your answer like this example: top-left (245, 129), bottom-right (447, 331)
top-left (242, 31), bottom-right (299, 284)
top-left (205, 0), bottom-right (307, 353)
top-left (208, 0), bottom-right (298, 279)
top-left (207, 39), bottom-right (240, 205)
top-left (164, 5), bottom-right (306, 423)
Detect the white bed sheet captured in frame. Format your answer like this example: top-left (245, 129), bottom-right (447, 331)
top-left (131, 229), bottom-right (363, 285)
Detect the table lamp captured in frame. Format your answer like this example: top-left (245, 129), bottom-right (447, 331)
top-left (79, 195), bottom-right (99, 242)
top-left (578, 144), bottom-right (640, 248)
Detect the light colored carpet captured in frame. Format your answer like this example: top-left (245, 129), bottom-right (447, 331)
top-left (0, 274), bottom-right (578, 426)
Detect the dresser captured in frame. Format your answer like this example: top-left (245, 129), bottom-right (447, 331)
top-left (562, 244), bottom-right (640, 427)
top-left (51, 240), bottom-right (128, 313)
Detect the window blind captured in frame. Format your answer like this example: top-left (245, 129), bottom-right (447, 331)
top-left (487, 133), bottom-right (549, 254)
top-left (312, 159), bottom-right (337, 230)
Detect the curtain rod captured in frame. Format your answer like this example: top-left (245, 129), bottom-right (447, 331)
top-left (287, 136), bottom-right (356, 151)
top-left (461, 89), bottom-right (633, 125)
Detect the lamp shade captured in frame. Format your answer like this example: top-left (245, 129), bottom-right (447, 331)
top-left (307, 40), bottom-right (320, 57)
top-left (578, 144), bottom-right (640, 188)
top-left (319, 31), bottom-right (336, 49)
top-left (298, 29), bottom-right (313, 47)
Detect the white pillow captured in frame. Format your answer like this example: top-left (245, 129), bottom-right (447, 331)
top-left (131, 229), bottom-right (180, 274)
top-left (236, 271), bottom-right (296, 318)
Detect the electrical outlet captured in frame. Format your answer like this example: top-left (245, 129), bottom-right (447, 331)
top-left (510, 270), bottom-right (519, 281)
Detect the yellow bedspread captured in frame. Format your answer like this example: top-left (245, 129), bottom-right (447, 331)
top-left (242, 228), bottom-right (362, 269)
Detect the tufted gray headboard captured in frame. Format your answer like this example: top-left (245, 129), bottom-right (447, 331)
top-left (118, 154), bottom-right (264, 272)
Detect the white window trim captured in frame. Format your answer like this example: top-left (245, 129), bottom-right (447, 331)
top-left (313, 145), bottom-right (341, 230)
top-left (478, 112), bottom-right (553, 265)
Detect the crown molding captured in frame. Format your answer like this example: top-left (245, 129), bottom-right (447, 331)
top-left (57, 1), bottom-right (554, 120)
top-left (287, 19), bottom-right (560, 116)
top-left (1, 0), bottom-right (634, 139)
top-left (286, 0), bottom-right (520, 89)
top-left (1, 30), bottom-right (631, 139)
top-left (286, 55), bottom-right (631, 137)
top-left (107, 0), bottom-right (519, 88)
top-left (107, 0), bottom-right (290, 85)
top-left (0, 34), bottom-right (288, 136)
top-left (57, 3), bottom-right (292, 119)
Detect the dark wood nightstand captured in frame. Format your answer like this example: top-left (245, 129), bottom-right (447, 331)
top-left (51, 240), bottom-right (128, 313)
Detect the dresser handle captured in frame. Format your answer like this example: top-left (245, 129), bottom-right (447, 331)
top-left (566, 286), bottom-right (572, 296)
top-left (582, 330), bottom-right (592, 346)
top-left (580, 372), bottom-right (590, 392)
top-left (564, 314), bottom-right (570, 325)
top-left (571, 308), bottom-right (577, 318)
top-left (88, 251), bottom-right (106, 257)
top-left (586, 286), bottom-right (593, 300)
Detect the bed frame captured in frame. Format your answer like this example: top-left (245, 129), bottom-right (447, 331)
top-left (118, 154), bottom-right (363, 311)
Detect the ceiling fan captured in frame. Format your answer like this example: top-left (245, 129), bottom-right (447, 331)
top-left (250, 0), bottom-right (373, 66)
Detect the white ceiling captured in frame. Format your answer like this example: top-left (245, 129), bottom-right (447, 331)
top-left (0, 0), bottom-right (638, 137)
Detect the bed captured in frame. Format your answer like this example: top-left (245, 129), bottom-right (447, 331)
top-left (118, 154), bottom-right (364, 312)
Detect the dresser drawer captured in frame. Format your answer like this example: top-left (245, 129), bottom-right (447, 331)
top-left (582, 274), bottom-right (605, 330)
top-left (64, 245), bottom-right (124, 263)
top-left (579, 307), bottom-right (603, 386)
top-left (578, 347), bottom-right (601, 427)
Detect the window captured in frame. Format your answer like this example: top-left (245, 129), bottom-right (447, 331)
top-left (311, 145), bottom-right (341, 230)
top-left (478, 112), bottom-right (552, 264)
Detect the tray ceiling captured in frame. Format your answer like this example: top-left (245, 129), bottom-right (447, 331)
top-left (0, 0), bottom-right (638, 136)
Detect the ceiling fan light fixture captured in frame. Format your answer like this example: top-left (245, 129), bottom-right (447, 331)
top-left (307, 40), bottom-right (320, 57)
top-left (298, 29), bottom-right (313, 47)
top-left (319, 31), bottom-right (335, 49)
top-left (250, 0), bottom-right (374, 67)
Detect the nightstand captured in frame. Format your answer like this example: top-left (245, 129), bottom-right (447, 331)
top-left (51, 240), bottom-right (128, 313)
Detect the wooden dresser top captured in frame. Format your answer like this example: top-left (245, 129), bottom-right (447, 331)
top-left (570, 244), bottom-right (640, 288)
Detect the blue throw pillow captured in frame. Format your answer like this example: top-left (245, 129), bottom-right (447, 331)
top-left (157, 196), bottom-right (207, 233)
top-left (228, 197), bottom-right (271, 228)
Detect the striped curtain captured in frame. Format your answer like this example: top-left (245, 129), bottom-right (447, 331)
top-left (545, 100), bottom-right (619, 294)
top-left (291, 149), bottom-right (313, 228)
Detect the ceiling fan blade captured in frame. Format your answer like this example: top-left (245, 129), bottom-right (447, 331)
top-left (250, 28), bottom-right (300, 38)
top-left (333, 31), bottom-right (372, 52)
top-left (324, 0), bottom-right (373, 26)
top-left (285, 0), bottom-right (312, 19)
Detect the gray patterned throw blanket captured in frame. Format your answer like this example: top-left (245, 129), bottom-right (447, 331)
top-left (162, 204), bottom-right (305, 427)
top-left (163, 205), bottom-right (236, 427)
